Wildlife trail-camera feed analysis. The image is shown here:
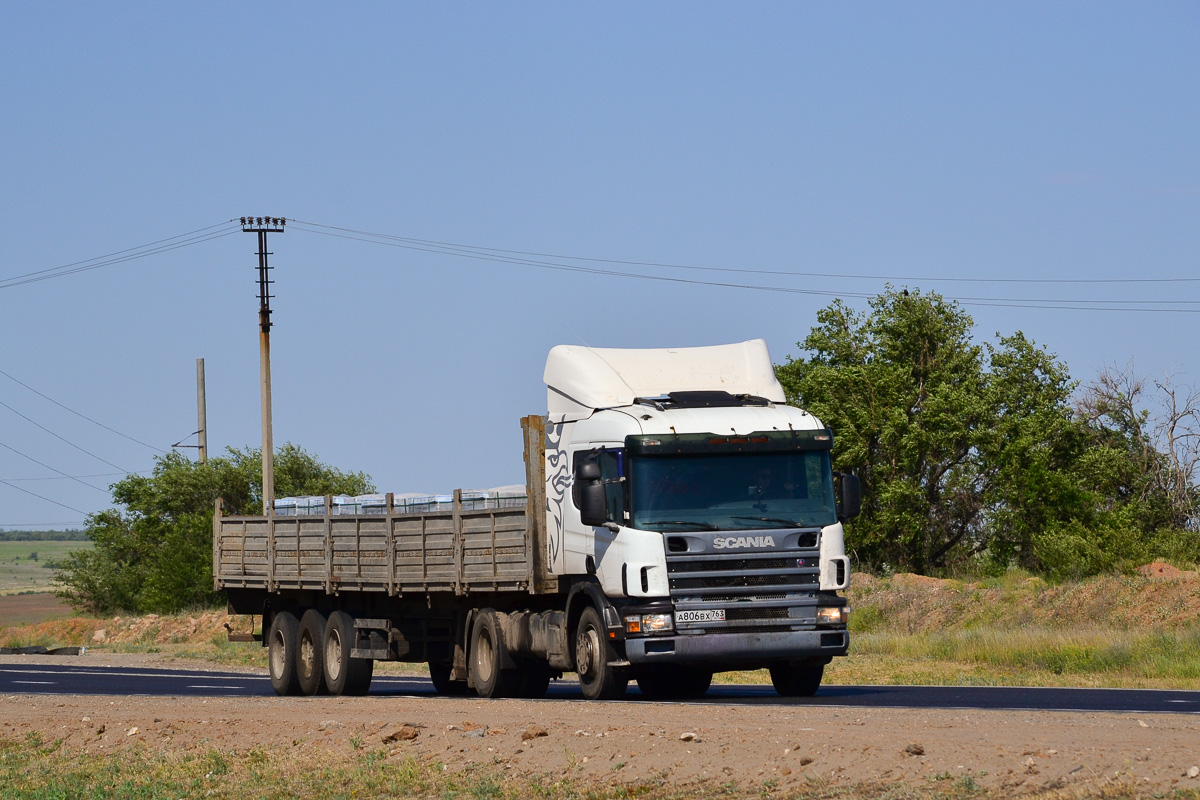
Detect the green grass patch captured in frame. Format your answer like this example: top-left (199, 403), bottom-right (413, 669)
top-left (856, 624), bottom-right (1200, 675)
top-left (802, 624), bottom-right (1200, 689)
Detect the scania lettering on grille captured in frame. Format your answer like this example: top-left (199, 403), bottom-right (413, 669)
top-left (712, 535), bottom-right (776, 549)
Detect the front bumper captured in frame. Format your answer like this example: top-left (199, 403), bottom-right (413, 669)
top-left (624, 628), bottom-right (848, 664)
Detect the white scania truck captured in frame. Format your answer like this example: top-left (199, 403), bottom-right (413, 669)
top-left (215, 340), bottom-right (859, 700)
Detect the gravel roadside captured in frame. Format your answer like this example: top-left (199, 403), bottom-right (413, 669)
top-left (4, 653), bottom-right (1200, 796)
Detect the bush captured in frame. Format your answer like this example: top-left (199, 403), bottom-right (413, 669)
top-left (55, 444), bottom-right (372, 614)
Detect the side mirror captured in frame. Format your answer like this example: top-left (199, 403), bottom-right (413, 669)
top-left (837, 473), bottom-right (861, 521)
top-left (574, 459), bottom-right (608, 527)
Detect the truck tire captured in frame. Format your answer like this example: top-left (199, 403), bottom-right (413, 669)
top-left (514, 661), bottom-right (553, 699)
top-left (636, 665), bottom-right (712, 700)
top-left (323, 610), bottom-right (374, 696)
top-left (574, 606), bottom-right (627, 700)
top-left (429, 662), bottom-right (471, 696)
top-left (267, 611), bottom-right (301, 696)
top-left (297, 609), bottom-right (328, 696)
top-left (469, 609), bottom-right (519, 698)
top-left (769, 660), bottom-right (824, 697)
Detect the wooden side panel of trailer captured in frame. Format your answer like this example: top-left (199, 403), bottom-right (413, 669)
top-left (215, 495), bottom-right (537, 594)
top-left (213, 416), bottom-right (555, 596)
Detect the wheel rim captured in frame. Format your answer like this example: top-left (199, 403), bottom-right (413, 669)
top-left (325, 628), bottom-right (343, 683)
top-left (476, 628), bottom-right (495, 683)
top-left (299, 633), bottom-right (315, 680)
top-left (270, 629), bottom-right (287, 679)
top-left (576, 624), bottom-right (600, 679)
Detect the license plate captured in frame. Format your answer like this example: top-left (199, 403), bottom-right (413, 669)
top-left (676, 609), bottom-right (726, 623)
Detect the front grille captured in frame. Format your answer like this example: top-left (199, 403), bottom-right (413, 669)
top-left (666, 546), bottom-right (821, 600)
top-left (672, 557), bottom-right (793, 573)
top-left (670, 572), bottom-right (817, 592)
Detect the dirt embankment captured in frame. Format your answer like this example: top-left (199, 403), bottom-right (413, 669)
top-left (848, 562), bottom-right (1200, 635)
top-left (0, 607), bottom-right (250, 649)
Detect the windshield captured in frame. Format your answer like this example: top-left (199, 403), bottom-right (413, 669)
top-left (630, 450), bottom-right (836, 532)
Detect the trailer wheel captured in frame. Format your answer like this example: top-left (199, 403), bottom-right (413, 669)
top-left (267, 611), bottom-right (301, 696)
top-left (323, 610), bottom-right (374, 696)
top-left (769, 660), bottom-right (824, 697)
top-left (574, 606), bottom-right (627, 700)
top-left (469, 610), bottom-right (519, 698)
top-left (296, 609), bottom-right (328, 696)
top-left (429, 662), bottom-right (471, 696)
top-left (636, 665), bottom-right (712, 700)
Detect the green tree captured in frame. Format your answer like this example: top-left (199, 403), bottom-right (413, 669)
top-left (778, 288), bottom-right (1166, 576)
top-left (1035, 367), bottom-right (1200, 579)
top-left (55, 444), bottom-right (373, 614)
top-left (778, 288), bottom-right (1200, 578)
top-left (777, 289), bottom-right (991, 572)
top-left (975, 332), bottom-right (1090, 571)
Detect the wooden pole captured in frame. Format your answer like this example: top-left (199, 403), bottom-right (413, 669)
top-left (241, 217), bottom-right (285, 516)
top-left (196, 357), bottom-right (208, 463)
top-left (260, 320), bottom-right (275, 515)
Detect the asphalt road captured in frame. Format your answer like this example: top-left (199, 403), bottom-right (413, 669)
top-left (3, 660), bottom-right (1199, 714)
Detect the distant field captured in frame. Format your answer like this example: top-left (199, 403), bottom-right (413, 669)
top-left (0, 540), bottom-right (91, 594)
top-left (0, 593), bottom-right (77, 627)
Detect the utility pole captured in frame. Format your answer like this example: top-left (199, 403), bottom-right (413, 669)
top-left (241, 216), bottom-right (286, 515)
top-left (196, 358), bottom-right (208, 463)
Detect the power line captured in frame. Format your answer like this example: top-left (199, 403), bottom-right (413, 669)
top-left (0, 441), bottom-right (109, 493)
top-left (287, 220), bottom-right (1200, 314)
top-left (0, 222), bottom-right (239, 290)
top-left (0, 399), bottom-right (128, 472)
top-left (0, 478), bottom-right (88, 515)
top-left (0, 368), bottom-right (166, 453)
top-left (290, 218), bottom-right (1200, 286)
top-left (5, 215), bottom-right (1195, 311)
top-left (0, 472), bottom-right (134, 482)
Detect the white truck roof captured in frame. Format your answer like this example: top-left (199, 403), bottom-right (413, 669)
top-left (544, 339), bottom-right (786, 420)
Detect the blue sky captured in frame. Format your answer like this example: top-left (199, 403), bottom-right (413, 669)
top-left (1, 3), bottom-right (1197, 528)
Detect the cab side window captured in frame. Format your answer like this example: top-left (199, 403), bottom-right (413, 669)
top-left (598, 448), bottom-right (625, 523)
top-left (572, 447), bottom-right (626, 524)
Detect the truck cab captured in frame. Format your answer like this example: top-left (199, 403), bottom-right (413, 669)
top-left (543, 340), bottom-right (858, 698)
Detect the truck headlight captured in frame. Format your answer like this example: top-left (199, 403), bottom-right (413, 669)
top-left (624, 613), bottom-right (674, 635)
top-left (816, 606), bottom-right (848, 626)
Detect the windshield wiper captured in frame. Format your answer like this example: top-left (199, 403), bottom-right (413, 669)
top-left (646, 520), bottom-right (720, 531)
top-left (730, 515), bottom-right (803, 529)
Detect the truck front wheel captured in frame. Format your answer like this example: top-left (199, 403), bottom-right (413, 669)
top-left (574, 606), bottom-right (627, 700)
top-left (323, 610), bottom-right (374, 696)
top-left (769, 660), bottom-right (824, 697)
top-left (267, 611), bottom-right (301, 696)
